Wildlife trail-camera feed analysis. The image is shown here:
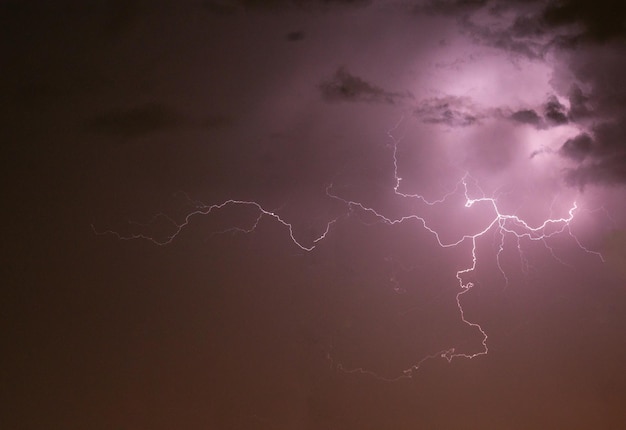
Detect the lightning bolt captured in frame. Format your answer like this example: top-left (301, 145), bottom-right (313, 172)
top-left (93, 116), bottom-right (604, 382)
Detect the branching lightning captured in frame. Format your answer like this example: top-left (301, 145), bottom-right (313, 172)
top-left (93, 116), bottom-right (604, 382)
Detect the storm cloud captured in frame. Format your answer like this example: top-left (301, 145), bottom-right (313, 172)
top-left (562, 120), bottom-right (626, 187)
top-left (543, 95), bottom-right (568, 125)
top-left (510, 109), bottom-right (541, 126)
top-left (319, 67), bottom-right (412, 105)
top-left (414, 96), bottom-right (483, 127)
top-left (424, 0), bottom-right (626, 186)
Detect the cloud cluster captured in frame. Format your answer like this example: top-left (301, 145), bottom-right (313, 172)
top-left (422, 0), bottom-right (626, 187)
top-left (508, 94), bottom-right (573, 129)
top-left (235, 0), bottom-right (626, 189)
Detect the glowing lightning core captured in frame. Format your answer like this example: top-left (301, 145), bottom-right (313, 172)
top-left (93, 117), bottom-right (603, 381)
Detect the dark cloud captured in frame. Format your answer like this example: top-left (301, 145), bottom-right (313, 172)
top-left (561, 119), bottom-right (626, 186)
top-left (554, 41), bottom-right (626, 187)
top-left (544, 95), bottom-right (568, 125)
top-left (530, 147), bottom-right (552, 159)
top-left (85, 104), bottom-right (183, 138)
top-left (559, 133), bottom-right (592, 161)
top-left (567, 48), bottom-right (626, 118)
top-left (286, 30), bottom-right (305, 41)
top-left (418, 2), bottom-right (551, 59)
top-left (460, 16), bottom-right (548, 59)
top-left (560, 96), bottom-right (626, 187)
top-left (414, 96), bottom-right (482, 127)
top-left (510, 109), bottom-right (541, 126)
top-left (542, 0), bottom-right (626, 43)
top-left (564, 154), bottom-right (626, 187)
top-left (567, 84), bottom-right (590, 120)
top-left (421, 0), bottom-right (626, 56)
top-left (488, 0), bottom-right (626, 46)
top-left (415, 0), bottom-right (488, 15)
top-left (319, 68), bottom-right (411, 105)
top-left (508, 13), bottom-right (547, 39)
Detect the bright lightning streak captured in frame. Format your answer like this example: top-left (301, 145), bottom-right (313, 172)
top-left (93, 117), bottom-right (604, 382)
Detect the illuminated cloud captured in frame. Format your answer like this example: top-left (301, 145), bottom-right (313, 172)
top-left (419, 0), bottom-right (626, 187)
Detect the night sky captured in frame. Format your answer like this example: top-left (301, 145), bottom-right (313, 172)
top-left (3, 1), bottom-right (626, 428)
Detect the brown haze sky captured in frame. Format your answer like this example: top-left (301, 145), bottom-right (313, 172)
top-left (3, 1), bottom-right (626, 429)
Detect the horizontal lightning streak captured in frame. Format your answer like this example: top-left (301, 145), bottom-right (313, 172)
top-left (92, 200), bottom-right (337, 251)
top-left (94, 116), bottom-right (604, 381)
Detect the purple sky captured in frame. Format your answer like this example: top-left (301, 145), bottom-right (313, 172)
top-left (3, 1), bottom-right (626, 428)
